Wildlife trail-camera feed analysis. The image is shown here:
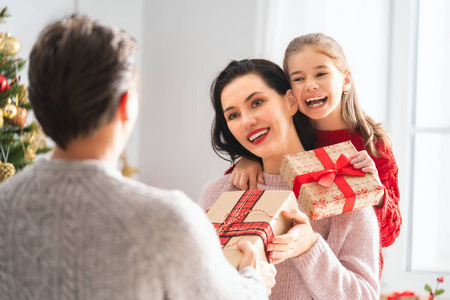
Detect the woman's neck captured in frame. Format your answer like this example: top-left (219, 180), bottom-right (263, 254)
top-left (262, 128), bottom-right (305, 174)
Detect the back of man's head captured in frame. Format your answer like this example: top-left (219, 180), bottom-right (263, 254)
top-left (28, 15), bottom-right (137, 149)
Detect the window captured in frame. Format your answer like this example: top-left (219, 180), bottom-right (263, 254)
top-left (382, 0), bottom-right (450, 292)
top-left (408, 0), bottom-right (450, 274)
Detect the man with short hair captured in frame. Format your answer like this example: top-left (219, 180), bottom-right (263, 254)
top-left (0, 15), bottom-right (275, 299)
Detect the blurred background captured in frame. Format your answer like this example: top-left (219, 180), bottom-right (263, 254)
top-left (2, 0), bottom-right (449, 297)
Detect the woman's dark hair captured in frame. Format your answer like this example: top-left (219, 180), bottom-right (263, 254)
top-left (210, 59), bottom-right (315, 165)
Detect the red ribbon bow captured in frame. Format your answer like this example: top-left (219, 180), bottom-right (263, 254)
top-left (292, 148), bottom-right (365, 214)
top-left (309, 151), bottom-right (365, 187)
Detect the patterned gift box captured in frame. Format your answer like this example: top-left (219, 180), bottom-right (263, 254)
top-left (280, 141), bottom-right (384, 221)
top-left (206, 190), bottom-right (298, 268)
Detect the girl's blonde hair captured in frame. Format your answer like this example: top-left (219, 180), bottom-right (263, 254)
top-left (283, 33), bottom-right (390, 157)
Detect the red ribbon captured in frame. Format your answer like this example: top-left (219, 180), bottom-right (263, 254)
top-left (292, 148), bottom-right (365, 214)
top-left (386, 290), bottom-right (417, 300)
top-left (212, 190), bottom-right (274, 261)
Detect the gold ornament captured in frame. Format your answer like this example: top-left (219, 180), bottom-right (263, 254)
top-left (0, 32), bottom-right (21, 56)
top-left (6, 105), bottom-right (27, 127)
top-left (3, 98), bottom-right (17, 119)
top-left (21, 122), bottom-right (49, 163)
top-left (120, 152), bottom-right (139, 178)
top-left (18, 84), bottom-right (29, 104)
top-left (0, 108), bottom-right (3, 128)
top-left (0, 161), bottom-right (16, 182)
top-left (24, 146), bottom-right (36, 162)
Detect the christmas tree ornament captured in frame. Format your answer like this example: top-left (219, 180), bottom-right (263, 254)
top-left (120, 152), bottom-right (139, 178)
top-left (6, 105), bottom-right (27, 127)
top-left (18, 84), bottom-right (29, 104)
top-left (0, 161), bottom-right (15, 182)
top-left (3, 98), bottom-right (17, 119)
top-left (0, 7), bottom-right (10, 23)
top-left (0, 74), bottom-right (7, 92)
top-left (24, 145), bottom-right (36, 162)
top-left (0, 108), bottom-right (3, 128)
top-left (0, 32), bottom-right (21, 56)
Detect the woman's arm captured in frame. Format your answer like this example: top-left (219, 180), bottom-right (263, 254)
top-left (291, 208), bottom-right (380, 299)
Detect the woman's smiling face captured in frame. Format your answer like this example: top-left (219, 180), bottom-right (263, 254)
top-left (221, 73), bottom-right (299, 162)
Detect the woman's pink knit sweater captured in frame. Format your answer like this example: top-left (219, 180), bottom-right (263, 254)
top-left (200, 173), bottom-right (380, 300)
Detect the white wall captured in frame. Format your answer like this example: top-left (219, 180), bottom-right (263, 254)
top-left (139, 0), bottom-right (262, 201)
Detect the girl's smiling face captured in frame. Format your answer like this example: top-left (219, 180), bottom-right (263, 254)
top-left (221, 73), bottom-right (299, 164)
top-left (287, 46), bottom-right (351, 130)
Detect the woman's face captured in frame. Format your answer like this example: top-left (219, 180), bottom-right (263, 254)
top-left (287, 46), bottom-right (351, 129)
top-left (221, 74), bottom-right (299, 161)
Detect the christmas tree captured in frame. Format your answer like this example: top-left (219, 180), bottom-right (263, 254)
top-left (0, 7), bottom-right (52, 182)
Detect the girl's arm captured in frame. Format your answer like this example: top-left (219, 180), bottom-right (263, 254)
top-left (372, 145), bottom-right (402, 248)
top-left (226, 157), bottom-right (264, 190)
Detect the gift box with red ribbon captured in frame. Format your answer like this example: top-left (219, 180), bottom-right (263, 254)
top-left (280, 141), bottom-right (384, 221)
top-left (206, 190), bottom-right (299, 268)
top-left (380, 290), bottom-right (420, 300)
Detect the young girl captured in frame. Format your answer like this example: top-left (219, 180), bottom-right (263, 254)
top-left (228, 33), bottom-right (401, 273)
top-left (200, 59), bottom-right (380, 299)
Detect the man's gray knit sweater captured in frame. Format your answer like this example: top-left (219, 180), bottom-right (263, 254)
top-left (0, 158), bottom-right (267, 300)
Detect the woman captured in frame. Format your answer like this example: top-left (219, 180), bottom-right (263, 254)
top-left (200, 59), bottom-right (380, 299)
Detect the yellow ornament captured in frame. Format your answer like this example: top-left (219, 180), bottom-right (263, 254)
top-left (120, 152), bottom-right (139, 178)
top-left (3, 98), bottom-right (17, 119)
top-left (0, 108), bottom-right (3, 128)
top-left (18, 84), bottom-right (29, 104)
top-left (24, 146), bottom-right (36, 162)
top-left (0, 32), bottom-right (21, 56)
top-left (0, 161), bottom-right (16, 182)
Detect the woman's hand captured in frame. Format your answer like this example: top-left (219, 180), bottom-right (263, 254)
top-left (350, 150), bottom-right (385, 207)
top-left (266, 209), bottom-right (317, 265)
top-left (230, 157), bottom-right (264, 190)
top-left (238, 240), bottom-right (277, 296)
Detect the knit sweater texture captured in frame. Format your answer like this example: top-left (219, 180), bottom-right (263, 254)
top-left (200, 174), bottom-right (380, 300)
top-left (314, 129), bottom-right (402, 272)
top-left (0, 158), bottom-right (268, 300)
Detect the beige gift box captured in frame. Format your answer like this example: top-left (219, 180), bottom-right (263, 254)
top-left (206, 190), bottom-right (299, 268)
top-left (280, 141), bottom-right (384, 221)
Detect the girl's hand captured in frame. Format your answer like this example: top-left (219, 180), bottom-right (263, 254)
top-left (230, 157), bottom-right (264, 190)
top-left (266, 209), bottom-right (317, 265)
top-left (350, 151), bottom-right (384, 207)
top-left (350, 150), bottom-right (377, 174)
